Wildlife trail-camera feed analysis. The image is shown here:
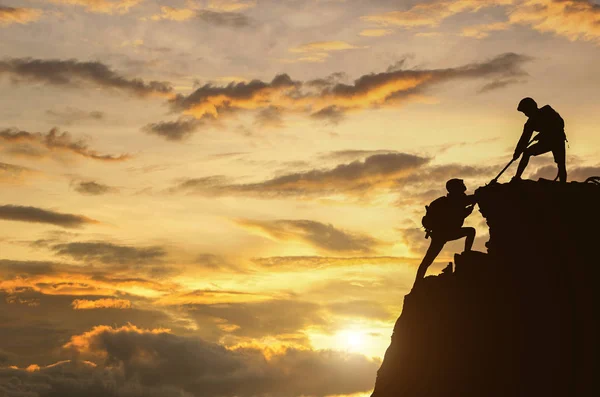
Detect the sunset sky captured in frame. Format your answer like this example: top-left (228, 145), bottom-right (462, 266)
top-left (1, 1), bottom-right (600, 396)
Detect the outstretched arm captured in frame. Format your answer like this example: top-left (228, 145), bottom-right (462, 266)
top-left (513, 122), bottom-right (534, 160)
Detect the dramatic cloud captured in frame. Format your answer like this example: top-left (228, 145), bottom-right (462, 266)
top-left (49, 0), bottom-right (145, 15)
top-left (509, 0), bottom-right (600, 43)
top-left (161, 53), bottom-right (532, 139)
top-left (362, 0), bottom-right (513, 28)
top-left (0, 128), bottom-right (130, 162)
top-left (55, 324), bottom-right (380, 397)
top-left (50, 242), bottom-right (166, 265)
top-left (72, 181), bottom-right (117, 195)
top-left (71, 298), bottom-right (132, 309)
top-left (0, 205), bottom-right (98, 228)
top-left (236, 219), bottom-right (383, 254)
top-left (173, 152), bottom-right (430, 197)
top-left (0, 58), bottom-right (173, 97)
top-left (143, 117), bottom-right (204, 141)
top-left (0, 6), bottom-right (43, 25)
top-left (46, 107), bottom-right (105, 125)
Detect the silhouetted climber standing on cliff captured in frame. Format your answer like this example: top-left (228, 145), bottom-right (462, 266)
top-left (512, 97), bottom-right (567, 182)
top-left (414, 179), bottom-right (477, 288)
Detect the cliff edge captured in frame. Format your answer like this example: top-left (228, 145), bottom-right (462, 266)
top-left (371, 180), bottom-right (599, 397)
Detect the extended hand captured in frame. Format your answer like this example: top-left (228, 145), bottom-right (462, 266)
top-left (512, 152), bottom-right (520, 161)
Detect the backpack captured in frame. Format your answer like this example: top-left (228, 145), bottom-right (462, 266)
top-left (421, 196), bottom-right (451, 239)
top-left (538, 105), bottom-right (566, 142)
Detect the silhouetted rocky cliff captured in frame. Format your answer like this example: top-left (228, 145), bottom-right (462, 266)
top-left (372, 180), bottom-right (599, 397)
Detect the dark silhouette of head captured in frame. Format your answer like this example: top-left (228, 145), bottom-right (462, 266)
top-left (517, 97), bottom-right (538, 117)
top-left (446, 178), bottom-right (466, 195)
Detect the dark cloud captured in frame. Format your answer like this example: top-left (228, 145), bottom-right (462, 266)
top-left (0, 285), bottom-right (178, 366)
top-left (72, 181), bottom-right (117, 196)
top-left (197, 10), bottom-right (252, 27)
top-left (0, 58), bottom-right (172, 97)
top-left (46, 107), bottom-right (105, 125)
top-left (236, 219), bottom-right (383, 254)
top-left (173, 152), bottom-right (430, 198)
top-left (0, 127), bottom-right (130, 162)
top-left (50, 242), bottom-right (166, 265)
top-left (0, 361), bottom-right (187, 397)
top-left (0, 205), bottom-right (98, 228)
top-left (143, 117), bottom-right (204, 141)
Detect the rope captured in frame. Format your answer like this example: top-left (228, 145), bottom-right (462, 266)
top-left (585, 176), bottom-right (600, 185)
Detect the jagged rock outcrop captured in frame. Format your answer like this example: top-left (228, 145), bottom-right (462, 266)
top-left (372, 180), bottom-right (599, 397)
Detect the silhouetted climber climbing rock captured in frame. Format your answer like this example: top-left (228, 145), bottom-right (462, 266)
top-left (414, 179), bottom-right (477, 289)
top-left (372, 180), bottom-right (600, 397)
top-left (512, 97), bottom-right (567, 182)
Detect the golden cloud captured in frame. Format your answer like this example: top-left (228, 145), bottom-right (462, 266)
top-left (63, 324), bottom-right (171, 353)
top-left (151, 5), bottom-right (196, 21)
top-left (208, 0), bottom-right (257, 12)
top-left (359, 28), bottom-right (394, 37)
top-left (290, 40), bottom-right (361, 53)
top-left (509, 0), bottom-right (600, 43)
top-left (362, 0), bottom-right (513, 28)
top-left (0, 6), bottom-right (43, 25)
top-left (49, 0), bottom-right (144, 15)
top-left (71, 298), bottom-right (132, 309)
top-left (285, 40), bottom-right (363, 63)
top-left (165, 53), bottom-right (532, 131)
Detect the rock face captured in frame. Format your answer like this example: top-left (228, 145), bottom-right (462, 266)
top-left (371, 180), bottom-right (599, 397)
